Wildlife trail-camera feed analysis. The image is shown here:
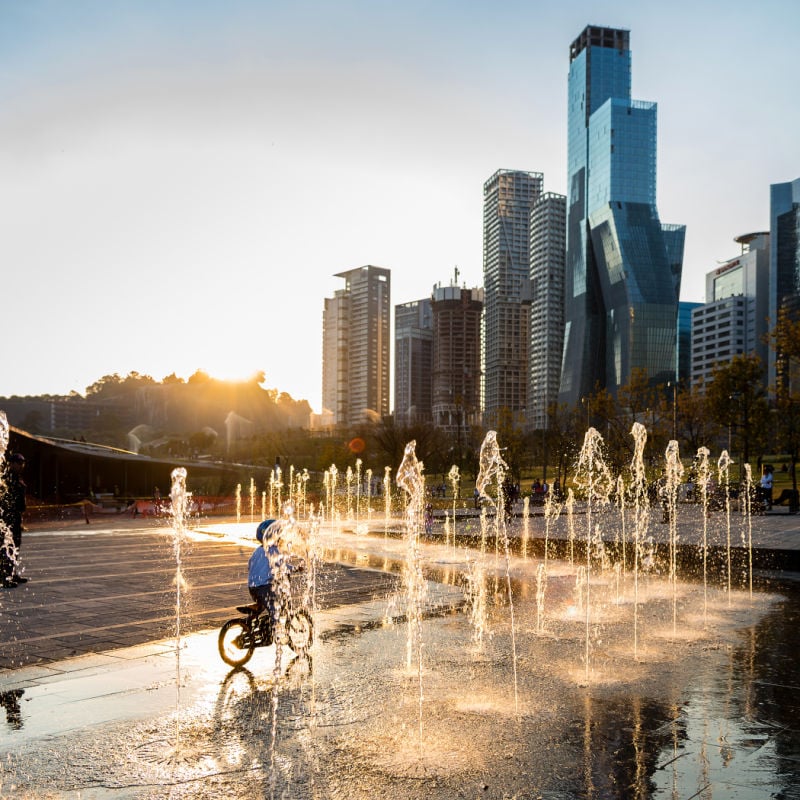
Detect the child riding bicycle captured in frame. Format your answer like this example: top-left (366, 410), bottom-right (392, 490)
top-left (248, 518), bottom-right (303, 628)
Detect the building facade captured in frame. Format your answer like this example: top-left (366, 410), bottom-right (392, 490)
top-left (559, 25), bottom-right (684, 406)
top-left (321, 265), bottom-right (391, 427)
top-left (431, 283), bottom-right (483, 436)
top-left (690, 233), bottom-right (770, 389)
top-left (482, 169), bottom-right (543, 426)
top-left (394, 299), bottom-right (433, 428)
top-left (528, 191), bottom-right (566, 430)
top-left (769, 178), bottom-right (800, 390)
top-left (677, 301), bottom-right (702, 384)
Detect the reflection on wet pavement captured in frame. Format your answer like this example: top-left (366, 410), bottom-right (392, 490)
top-left (2, 566), bottom-right (799, 799)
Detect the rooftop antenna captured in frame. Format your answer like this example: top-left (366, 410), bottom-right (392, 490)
top-left (453, 265), bottom-right (460, 286)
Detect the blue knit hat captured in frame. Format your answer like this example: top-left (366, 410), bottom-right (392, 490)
top-left (256, 519), bottom-right (277, 542)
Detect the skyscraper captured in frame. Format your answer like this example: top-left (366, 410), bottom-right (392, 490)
top-left (321, 265), bottom-right (390, 427)
top-left (528, 191), bottom-right (566, 430)
top-left (690, 232), bottom-right (770, 389)
top-left (559, 26), bottom-right (684, 406)
top-left (482, 169), bottom-right (543, 426)
top-left (394, 298), bottom-right (433, 428)
top-left (769, 177), bottom-right (800, 390)
top-left (431, 281), bottom-right (483, 437)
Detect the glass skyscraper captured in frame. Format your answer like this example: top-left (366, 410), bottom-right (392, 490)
top-left (559, 26), bottom-right (684, 406)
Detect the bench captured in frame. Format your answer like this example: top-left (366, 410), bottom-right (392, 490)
top-left (773, 489), bottom-right (799, 507)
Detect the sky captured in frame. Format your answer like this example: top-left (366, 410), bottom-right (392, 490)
top-left (1, 0), bottom-right (798, 413)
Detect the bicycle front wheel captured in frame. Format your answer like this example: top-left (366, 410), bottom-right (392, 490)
top-left (218, 618), bottom-right (255, 667)
top-left (287, 609), bottom-right (314, 652)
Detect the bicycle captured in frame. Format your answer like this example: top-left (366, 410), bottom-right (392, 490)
top-left (218, 597), bottom-right (314, 667)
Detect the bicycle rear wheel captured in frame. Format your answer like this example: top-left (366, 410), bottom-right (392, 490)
top-left (287, 609), bottom-right (313, 652)
top-left (218, 618), bottom-right (255, 667)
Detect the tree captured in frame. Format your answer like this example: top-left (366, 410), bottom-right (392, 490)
top-left (768, 308), bottom-right (800, 511)
top-left (675, 383), bottom-right (717, 457)
top-left (705, 355), bottom-right (770, 472)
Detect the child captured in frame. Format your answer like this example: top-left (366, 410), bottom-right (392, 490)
top-left (248, 518), bottom-right (303, 621)
top-left (248, 518), bottom-right (281, 615)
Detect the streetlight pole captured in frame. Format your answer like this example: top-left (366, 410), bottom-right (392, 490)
top-left (668, 380), bottom-right (678, 442)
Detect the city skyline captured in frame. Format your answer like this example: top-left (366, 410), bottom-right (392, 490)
top-left (2, 1), bottom-right (798, 412)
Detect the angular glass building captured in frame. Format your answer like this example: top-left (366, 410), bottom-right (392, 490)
top-left (559, 26), bottom-right (684, 406)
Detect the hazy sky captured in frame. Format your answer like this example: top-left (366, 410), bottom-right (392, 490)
top-left (2, 0), bottom-right (798, 412)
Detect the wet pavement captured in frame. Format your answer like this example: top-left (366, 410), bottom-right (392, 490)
top-left (1, 513), bottom-right (800, 798)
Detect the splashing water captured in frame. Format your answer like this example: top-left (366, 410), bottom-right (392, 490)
top-left (742, 463), bottom-right (754, 599)
top-left (465, 554), bottom-right (487, 648)
top-left (573, 428), bottom-right (614, 683)
top-left (695, 446), bottom-right (711, 624)
top-left (718, 450), bottom-right (733, 602)
top-left (566, 489), bottom-right (576, 566)
top-left (328, 465), bottom-right (338, 523)
top-left (448, 464), bottom-right (460, 549)
top-left (355, 459), bottom-right (362, 522)
top-left (396, 441), bottom-right (427, 745)
top-left (169, 467), bottom-right (189, 752)
top-left (521, 496), bottom-right (530, 559)
top-left (0, 411), bottom-right (8, 456)
top-left (249, 477), bottom-right (256, 522)
top-left (615, 474), bottom-right (626, 566)
top-left (345, 466), bottom-right (354, 520)
top-left (630, 422), bottom-right (650, 660)
top-left (383, 466), bottom-right (392, 537)
top-left (535, 562), bottom-right (547, 634)
top-left (0, 411), bottom-right (19, 573)
top-left (274, 466), bottom-right (283, 515)
top-left (0, 412), bottom-right (15, 582)
top-left (665, 440), bottom-right (685, 640)
top-left (476, 430), bottom-right (519, 715)
top-left (235, 483), bottom-right (242, 524)
top-left (301, 468), bottom-right (310, 517)
top-left (543, 488), bottom-right (562, 572)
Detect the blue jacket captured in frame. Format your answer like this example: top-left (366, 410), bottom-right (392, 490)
top-left (248, 543), bottom-right (284, 588)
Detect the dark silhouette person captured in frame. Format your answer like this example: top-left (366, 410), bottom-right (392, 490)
top-left (1, 452), bottom-right (27, 587)
top-left (0, 689), bottom-right (24, 729)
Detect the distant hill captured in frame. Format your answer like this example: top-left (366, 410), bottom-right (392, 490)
top-left (0, 370), bottom-right (312, 453)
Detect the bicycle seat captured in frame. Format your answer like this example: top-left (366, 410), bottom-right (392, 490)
top-left (236, 603), bottom-right (262, 615)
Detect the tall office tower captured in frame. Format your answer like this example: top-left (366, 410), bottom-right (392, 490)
top-left (690, 232), bottom-right (770, 389)
top-left (559, 26), bottom-right (685, 407)
top-left (321, 265), bottom-right (390, 427)
top-left (431, 281), bottom-right (484, 437)
top-left (321, 289), bottom-right (349, 425)
top-left (394, 299), bottom-right (433, 427)
top-left (528, 192), bottom-right (566, 430)
top-left (482, 169), bottom-right (543, 426)
top-left (769, 178), bottom-right (800, 391)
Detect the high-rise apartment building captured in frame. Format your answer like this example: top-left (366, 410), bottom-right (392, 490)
top-left (769, 177), bottom-right (800, 390)
top-left (690, 232), bottom-right (770, 389)
top-left (431, 282), bottom-right (483, 436)
top-left (321, 265), bottom-right (390, 427)
top-left (528, 192), bottom-right (566, 430)
top-left (559, 25), bottom-right (684, 406)
top-left (482, 169), bottom-right (543, 426)
top-left (394, 299), bottom-right (433, 428)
